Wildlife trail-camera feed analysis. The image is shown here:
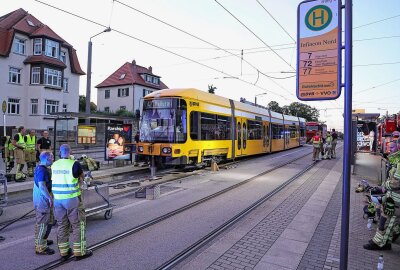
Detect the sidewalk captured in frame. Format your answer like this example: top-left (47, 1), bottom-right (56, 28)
top-left (182, 153), bottom-right (399, 270)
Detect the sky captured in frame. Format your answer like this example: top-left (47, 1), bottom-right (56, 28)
top-left (3, 0), bottom-right (400, 131)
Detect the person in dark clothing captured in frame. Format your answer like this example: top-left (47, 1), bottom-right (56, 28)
top-left (134, 131), bottom-right (140, 165)
top-left (331, 129), bottom-right (338, 159)
top-left (37, 131), bottom-right (52, 153)
top-left (33, 151), bottom-right (55, 255)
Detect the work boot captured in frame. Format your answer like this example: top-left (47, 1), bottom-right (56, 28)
top-left (75, 250), bottom-right (93, 261)
top-left (363, 240), bottom-right (391, 250)
top-left (36, 247), bottom-right (55, 255)
top-left (61, 248), bottom-right (73, 261)
top-left (46, 240), bottom-right (54, 246)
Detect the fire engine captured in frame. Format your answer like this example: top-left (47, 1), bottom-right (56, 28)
top-left (306, 122), bottom-right (327, 143)
top-left (377, 112), bottom-right (400, 155)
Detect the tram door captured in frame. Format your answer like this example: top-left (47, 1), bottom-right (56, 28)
top-left (284, 125), bottom-right (290, 150)
top-left (263, 122), bottom-right (270, 153)
top-left (236, 117), bottom-right (248, 156)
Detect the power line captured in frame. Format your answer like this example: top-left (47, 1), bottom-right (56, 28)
top-left (214, 0), bottom-right (295, 70)
top-left (114, 0), bottom-right (297, 96)
top-left (354, 61), bottom-right (400, 67)
top-left (33, 0), bottom-right (291, 100)
top-left (354, 77), bottom-right (400, 94)
top-left (354, 14), bottom-right (400, 29)
top-left (255, 0), bottom-right (296, 43)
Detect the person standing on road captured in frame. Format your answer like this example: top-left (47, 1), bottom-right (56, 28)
top-left (52, 144), bottom-right (92, 261)
top-left (331, 129), bottom-right (338, 159)
top-left (324, 132), bottom-right (333, 160)
top-left (33, 151), bottom-right (55, 255)
top-left (369, 129), bottom-right (375, 152)
top-left (25, 129), bottom-right (37, 177)
top-left (312, 131), bottom-right (322, 161)
top-left (37, 131), bottom-right (52, 153)
top-left (12, 126), bottom-right (27, 181)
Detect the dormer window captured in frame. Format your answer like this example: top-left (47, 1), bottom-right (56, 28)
top-left (27, 20), bottom-right (35, 27)
top-left (119, 73), bottom-right (126, 80)
top-left (60, 51), bottom-right (66, 63)
top-left (45, 39), bottom-right (59, 58)
top-left (143, 74), bottom-right (160, 85)
top-left (33, 38), bottom-right (42, 55)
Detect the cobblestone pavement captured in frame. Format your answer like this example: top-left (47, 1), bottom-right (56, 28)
top-left (206, 160), bottom-right (336, 270)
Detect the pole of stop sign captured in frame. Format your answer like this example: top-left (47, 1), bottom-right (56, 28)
top-left (340, 0), bottom-right (352, 269)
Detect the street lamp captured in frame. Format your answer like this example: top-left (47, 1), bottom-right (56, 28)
top-left (255, 92), bottom-right (267, 105)
top-left (85, 27), bottom-right (111, 123)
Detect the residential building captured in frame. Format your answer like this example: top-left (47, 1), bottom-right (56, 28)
top-left (96, 60), bottom-right (168, 115)
top-left (0, 8), bottom-right (85, 133)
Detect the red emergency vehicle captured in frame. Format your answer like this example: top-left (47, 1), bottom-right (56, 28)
top-left (306, 122), bottom-right (327, 143)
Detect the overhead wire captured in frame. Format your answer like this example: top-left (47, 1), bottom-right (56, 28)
top-left (33, 0), bottom-right (290, 100)
top-left (353, 14), bottom-right (400, 29)
top-left (114, 0), bottom-right (297, 96)
top-left (354, 77), bottom-right (400, 94)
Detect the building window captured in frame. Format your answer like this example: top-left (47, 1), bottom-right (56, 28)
top-left (9, 67), bottom-right (21, 84)
top-left (44, 100), bottom-right (59, 115)
top-left (60, 51), bottom-right (66, 63)
top-left (31, 67), bottom-right (40, 84)
top-left (63, 78), bottom-right (69, 92)
top-left (152, 77), bottom-right (159, 85)
top-left (45, 39), bottom-right (59, 58)
top-left (105, 89), bottom-right (110, 99)
top-left (104, 107), bottom-right (110, 113)
top-left (7, 98), bottom-right (20, 115)
top-left (13, 37), bottom-right (25, 54)
top-left (120, 106), bottom-right (126, 111)
top-left (33, 38), bottom-right (42, 55)
top-left (31, 99), bottom-right (38, 115)
top-left (117, 88), bottom-right (129, 97)
top-left (119, 73), bottom-right (126, 80)
top-left (44, 68), bottom-right (62, 87)
top-left (143, 89), bottom-right (152, 97)
top-left (62, 104), bottom-right (68, 112)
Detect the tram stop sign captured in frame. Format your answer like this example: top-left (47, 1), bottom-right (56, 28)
top-left (2, 101), bottom-right (6, 113)
top-left (297, 0), bottom-right (341, 101)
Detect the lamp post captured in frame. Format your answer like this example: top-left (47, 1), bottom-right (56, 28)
top-left (254, 92), bottom-right (267, 105)
top-left (85, 27), bottom-right (111, 124)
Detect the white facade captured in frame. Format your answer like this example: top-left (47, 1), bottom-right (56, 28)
top-left (0, 33), bottom-right (80, 130)
top-left (97, 84), bottom-right (155, 114)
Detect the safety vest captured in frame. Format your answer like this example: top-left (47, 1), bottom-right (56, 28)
top-left (6, 136), bottom-right (16, 151)
top-left (326, 135), bottom-right (332, 144)
top-left (16, 133), bottom-right (26, 149)
top-left (51, 159), bottom-right (81, 200)
top-left (25, 134), bottom-right (36, 150)
top-left (312, 135), bottom-right (321, 147)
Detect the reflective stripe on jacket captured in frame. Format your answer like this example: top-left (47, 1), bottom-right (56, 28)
top-left (25, 135), bottom-right (36, 150)
top-left (6, 136), bottom-right (16, 150)
top-left (52, 159), bottom-right (81, 200)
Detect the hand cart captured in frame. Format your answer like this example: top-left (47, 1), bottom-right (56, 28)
top-left (82, 183), bottom-right (113, 220)
top-left (0, 170), bottom-right (7, 217)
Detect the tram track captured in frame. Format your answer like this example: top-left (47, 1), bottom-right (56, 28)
top-left (32, 148), bottom-right (315, 270)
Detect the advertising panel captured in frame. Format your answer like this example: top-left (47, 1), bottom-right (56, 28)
top-left (105, 124), bottom-right (133, 160)
top-left (77, 125), bottom-right (96, 144)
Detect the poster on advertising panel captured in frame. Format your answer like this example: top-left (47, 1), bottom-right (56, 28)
top-left (77, 125), bottom-right (96, 144)
top-left (105, 124), bottom-right (133, 160)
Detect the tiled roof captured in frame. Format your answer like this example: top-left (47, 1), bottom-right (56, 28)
top-left (0, 8), bottom-right (84, 75)
top-left (95, 61), bottom-right (168, 89)
top-left (24, 55), bottom-right (67, 69)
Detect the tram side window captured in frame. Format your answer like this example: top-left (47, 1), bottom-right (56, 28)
top-left (289, 125), bottom-right (297, 138)
top-left (300, 127), bottom-right (306, 137)
top-left (247, 120), bottom-right (262, 140)
top-left (190, 112), bottom-right (231, 140)
top-left (200, 113), bottom-right (216, 140)
top-left (272, 124), bottom-right (284, 139)
top-left (217, 115), bottom-right (231, 140)
top-left (190, 111), bottom-right (200, 140)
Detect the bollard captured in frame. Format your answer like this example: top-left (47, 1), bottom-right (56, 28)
top-left (211, 160), bottom-right (219, 171)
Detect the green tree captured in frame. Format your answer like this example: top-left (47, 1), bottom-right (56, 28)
top-left (267, 101), bottom-right (283, 113)
top-left (208, 84), bottom-right (217, 94)
top-left (284, 102), bottom-right (319, 121)
top-left (79, 95), bottom-right (97, 112)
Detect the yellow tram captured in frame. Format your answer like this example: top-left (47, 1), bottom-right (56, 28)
top-left (137, 88), bottom-right (306, 166)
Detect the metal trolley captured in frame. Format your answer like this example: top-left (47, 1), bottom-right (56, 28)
top-left (81, 183), bottom-right (113, 220)
top-left (0, 170), bottom-right (7, 217)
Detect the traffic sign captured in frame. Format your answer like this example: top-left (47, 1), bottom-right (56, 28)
top-left (2, 101), bottom-right (6, 113)
top-left (297, 0), bottom-right (341, 101)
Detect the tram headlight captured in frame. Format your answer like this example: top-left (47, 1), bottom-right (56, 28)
top-left (138, 146), bottom-right (144, 152)
top-left (162, 147), bottom-right (171, 154)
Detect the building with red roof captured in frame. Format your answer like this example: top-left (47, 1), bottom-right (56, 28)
top-left (0, 8), bottom-right (85, 133)
top-left (96, 60), bottom-right (168, 114)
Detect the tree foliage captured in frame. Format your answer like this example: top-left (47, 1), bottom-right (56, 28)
top-left (268, 101), bottom-right (319, 121)
top-left (79, 95), bottom-right (97, 112)
top-left (208, 84), bottom-right (217, 94)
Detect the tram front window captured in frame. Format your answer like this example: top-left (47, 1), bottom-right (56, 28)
top-left (140, 98), bottom-right (187, 143)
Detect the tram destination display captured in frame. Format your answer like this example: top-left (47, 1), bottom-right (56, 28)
top-left (105, 124), bottom-right (133, 161)
top-left (77, 125), bottom-right (96, 144)
top-left (297, 0), bottom-right (341, 101)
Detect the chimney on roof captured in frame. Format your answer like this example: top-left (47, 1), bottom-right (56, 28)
top-left (148, 66), bottom-right (152, 73)
top-left (132, 59), bottom-right (136, 66)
